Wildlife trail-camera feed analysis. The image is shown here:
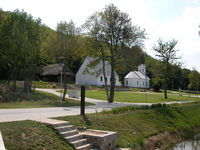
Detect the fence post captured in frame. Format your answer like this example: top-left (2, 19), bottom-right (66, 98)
top-left (81, 85), bottom-right (85, 116)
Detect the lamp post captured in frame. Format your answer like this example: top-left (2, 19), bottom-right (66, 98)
top-left (58, 56), bottom-right (65, 106)
top-left (197, 80), bottom-right (199, 100)
top-left (145, 70), bottom-right (147, 103)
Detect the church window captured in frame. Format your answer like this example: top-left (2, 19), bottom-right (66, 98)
top-left (100, 76), bottom-right (102, 81)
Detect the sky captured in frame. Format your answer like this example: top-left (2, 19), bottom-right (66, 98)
top-left (1, 0), bottom-right (200, 71)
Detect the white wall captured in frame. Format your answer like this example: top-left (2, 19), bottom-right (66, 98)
top-left (97, 75), bottom-right (121, 86)
top-left (76, 57), bottom-right (121, 86)
top-left (125, 78), bottom-right (149, 89)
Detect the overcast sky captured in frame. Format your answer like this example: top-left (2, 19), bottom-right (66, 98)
top-left (1, 0), bottom-right (200, 71)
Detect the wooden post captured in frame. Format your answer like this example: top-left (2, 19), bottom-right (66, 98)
top-left (81, 85), bottom-right (85, 116)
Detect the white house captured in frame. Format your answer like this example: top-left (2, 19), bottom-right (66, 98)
top-left (124, 64), bottom-right (150, 89)
top-left (76, 57), bottom-right (121, 86)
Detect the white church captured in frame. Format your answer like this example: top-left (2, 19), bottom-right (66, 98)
top-left (76, 57), bottom-right (121, 86)
top-left (124, 64), bottom-right (150, 89)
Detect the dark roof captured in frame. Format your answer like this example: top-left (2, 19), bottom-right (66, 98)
top-left (40, 64), bottom-right (74, 76)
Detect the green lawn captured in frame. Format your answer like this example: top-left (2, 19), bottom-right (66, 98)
top-left (0, 91), bottom-right (92, 109)
top-left (85, 90), bottom-right (199, 103)
top-left (0, 120), bottom-right (74, 150)
top-left (57, 103), bottom-right (200, 149)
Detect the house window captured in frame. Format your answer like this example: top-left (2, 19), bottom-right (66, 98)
top-left (100, 76), bottom-right (103, 82)
top-left (126, 80), bottom-right (128, 85)
top-left (137, 81), bottom-right (138, 85)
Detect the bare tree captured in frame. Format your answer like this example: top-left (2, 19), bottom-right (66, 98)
top-left (153, 39), bottom-right (181, 99)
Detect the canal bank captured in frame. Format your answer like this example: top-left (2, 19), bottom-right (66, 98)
top-left (56, 102), bottom-right (200, 150)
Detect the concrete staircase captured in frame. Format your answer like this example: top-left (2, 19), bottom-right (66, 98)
top-left (35, 119), bottom-right (92, 150)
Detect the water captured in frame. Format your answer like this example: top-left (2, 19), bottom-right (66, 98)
top-left (171, 134), bottom-right (200, 150)
top-left (172, 140), bottom-right (200, 150)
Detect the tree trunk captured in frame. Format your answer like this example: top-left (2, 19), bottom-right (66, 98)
top-left (164, 78), bottom-right (168, 99)
top-left (109, 60), bottom-right (115, 103)
top-left (164, 61), bottom-right (169, 99)
top-left (62, 68), bottom-right (67, 101)
top-left (102, 53), bottom-right (109, 102)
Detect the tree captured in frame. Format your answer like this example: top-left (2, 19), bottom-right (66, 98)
top-left (84, 4), bottom-right (146, 103)
top-left (151, 77), bottom-right (163, 92)
top-left (188, 70), bottom-right (200, 91)
top-left (0, 10), bottom-right (42, 96)
top-left (57, 21), bottom-right (80, 101)
top-left (116, 45), bottom-right (145, 83)
top-left (43, 21), bottom-right (80, 101)
top-left (153, 39), bottom-right (181, 99)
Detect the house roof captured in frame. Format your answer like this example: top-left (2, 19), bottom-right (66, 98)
top-left (125, 71), bottom-right (150, 80)
top-left (78, 57), bottom-right (119, 77)
top-left (40, 64), bottom-right (74, 76)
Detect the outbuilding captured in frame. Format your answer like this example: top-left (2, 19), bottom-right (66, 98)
top-left (40, 64), bottom-right (73, 82)
top-left (124, 64), bottom-right (150, 89)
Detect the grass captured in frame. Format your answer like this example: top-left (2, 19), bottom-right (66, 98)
top-left (32, 81), bottom-right (60, 89)
top-left (0, 120), bottom-right (74, 150)
top-left (56, 102), bottom-right (200, 148)
top-left (85, 90), bottom-right (199, 103)
top-left (0, 90), bottom-right (92, 109)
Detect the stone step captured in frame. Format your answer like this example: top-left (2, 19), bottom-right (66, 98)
top-left (65, 134), bottom-right (83, 142)
top-left (76, 143), bottom-right (92, 150)
top-left (34, 118), bottom-right (70, 128)
top-left (71, 138), bottom-right (87, 147)
top-left (60, 130), bottom-right (79, 137)
top-left (52, 122), bottom-right (70, 128)
top-left (55, 125), bottom-right (74, 132)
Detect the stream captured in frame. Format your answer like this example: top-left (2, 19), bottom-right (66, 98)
top-left (171, 134), bottom-right (200, 150)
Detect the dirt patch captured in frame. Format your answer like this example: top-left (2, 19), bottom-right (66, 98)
top-left (142, 131), bottom-right (181, 150)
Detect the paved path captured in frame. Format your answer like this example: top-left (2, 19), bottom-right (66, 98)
top-left (0, 88), bottom-right (192, 122)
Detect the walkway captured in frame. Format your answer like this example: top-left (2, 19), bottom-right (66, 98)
top-left (0, 88), bottom-right (192, 122)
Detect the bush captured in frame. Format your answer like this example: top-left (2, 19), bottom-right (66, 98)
top-left (152, 78), bottom-right (163, 92)
top-left (0, 83), bottom-right (26, 102)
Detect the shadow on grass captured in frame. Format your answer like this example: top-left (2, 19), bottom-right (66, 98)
top-left (82, 115), bottom-right (92, 126)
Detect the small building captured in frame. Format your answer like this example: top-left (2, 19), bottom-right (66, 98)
top-left (76, 57), bottom-right (121, 86)
top-left (40, 64), bottom-right (73, 82)
top-left (124, 64), bottom-right (150, 89)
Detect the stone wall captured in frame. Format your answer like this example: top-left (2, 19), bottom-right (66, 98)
top-left (81, 129), bottom-right (118, 150)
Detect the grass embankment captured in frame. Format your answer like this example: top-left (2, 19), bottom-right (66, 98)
top-left (57, 103), bottom-right (200, 149)
top-left (0, 91), bottom-right (92, 109)
top-left (0, 120), bottom-right (74, 150)
top-left (85, 90), bottom-right (199, 103)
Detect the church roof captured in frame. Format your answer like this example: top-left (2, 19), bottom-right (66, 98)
top-left (125, 71), bottom-right (150, 80)
top-left (77, 57), bottom-right (119, 77)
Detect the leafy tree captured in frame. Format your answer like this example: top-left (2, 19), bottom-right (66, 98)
top-left (42, 21), bottom-right (80, 101)
top-left (57, 21), bottom-right (80, 101)
top-left (117, 45), bottom-right (145, 83)
top-left (153, 39), bottom-right (181, 99)
top-left (84, 4), bottom-right (146, 103)
top-left (188, 70), bottom-right (200, 91)
top-left (181, 68), bottom-right (191, 90)
top-left (151, 77), bottom-right (163, 92)
top-left (0, 9), bottom-right (42, 98)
